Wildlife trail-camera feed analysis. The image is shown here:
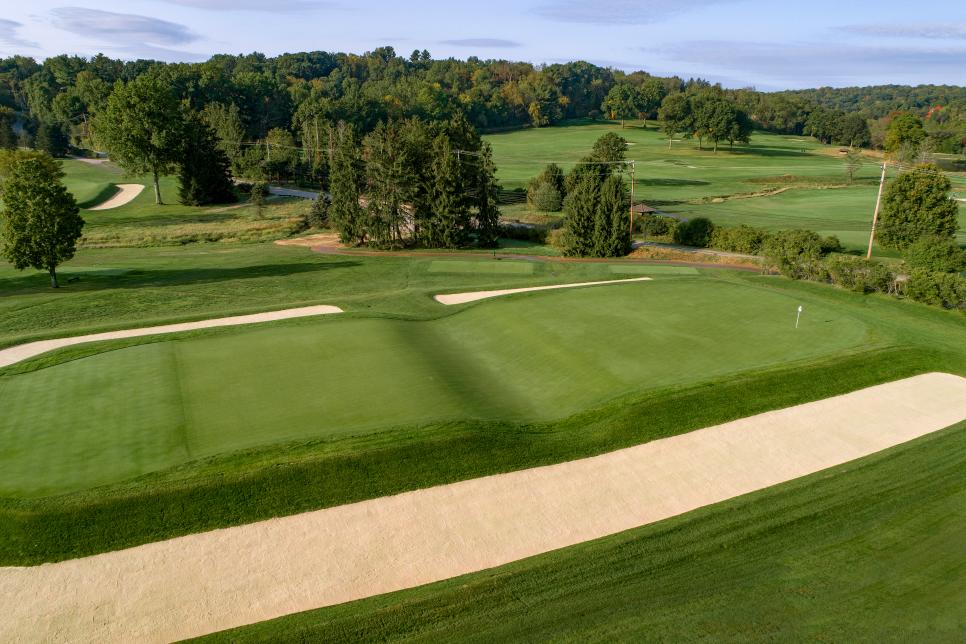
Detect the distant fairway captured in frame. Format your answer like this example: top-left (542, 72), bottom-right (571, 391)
top-left (485, 121), bottom-right (966, 252)
top-left (428, 260), bottom-right (535, 274)
top-left (0, 278), bottom-right (867, 497)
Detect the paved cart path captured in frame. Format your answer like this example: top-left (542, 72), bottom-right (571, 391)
top-left (2, 373), bottom-right (965, 642)
top-left (0, 305), bottom-right (344, 369)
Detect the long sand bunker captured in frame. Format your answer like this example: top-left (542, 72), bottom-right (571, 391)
top-left (0, 305), bottom-right (344, 369)
top-left (87, 184), bottom-right (145, 210)
top-left (2, 373), bottom-right (965, 642)
top-left (435, 276), bottom-right (653, 305)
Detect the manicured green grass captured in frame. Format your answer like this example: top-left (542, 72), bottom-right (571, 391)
top-left (60, 159), bottom-right (125, 207)
top-left (0, 278), bottom-right (869, 497)
top-left (485, 120), bottom-right (966, 252)
top-left (427, 259), bottom-right (535, 274)
top-left (200, 419), bottom-right (966, 642)
top-left (1, 250), bottom-right (964, 564)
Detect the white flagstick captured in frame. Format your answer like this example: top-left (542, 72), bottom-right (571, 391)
top-left (795, 305), bottom-right (803, 329)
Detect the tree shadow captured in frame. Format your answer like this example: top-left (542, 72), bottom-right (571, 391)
top-left (0, 261), bottom-right (361, 296)
top-left (724, 146), bottom-right (815, 158)
top-left (638, 178), bottom-right (710, 187)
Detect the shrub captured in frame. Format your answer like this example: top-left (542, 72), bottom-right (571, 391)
top-left (826, 256), bottom-right (893, 293)
top-left (820, 235), bottom-right (844, 255)
top-left (637, 214), bottom-right (677, 238)
top-left (530, 182), bottom-right (563, 212)
top-left (906, 269), bottom-right (966, 310)
top-left (903, 235), bottom-right (966, 273)
top-left (499, 223), bottom-right (548, 244)
top-left (306, 196), bottom-right (329, 228)
top-left (547, 227), bottom-right (572, 251)
top-left (710, 224), bottom-right (769, 254)
top-left (762, 229), bottom-right (826, 279)
top-left (673, 217), bottom-right (715, 247)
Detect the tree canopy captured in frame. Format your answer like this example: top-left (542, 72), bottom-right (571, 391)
top-left (879, 164), bottom-right (960, 250)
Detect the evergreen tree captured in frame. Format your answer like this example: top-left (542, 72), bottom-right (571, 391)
top-left (0, 155), bottom-right (84, 288)
top-left (425, 135), bottom-right (469, 248)
top-left (34, 122), bottom-right (70, 157)
top-left (0, 107), bottom-right (15, 150)
top-left (475, 142), bottom-right (501, 248)
top-left (329, 122), bottom-right (367, 245)
top-left (178, 111), bottom-right (236, 206)
top-left (363, 121), bottom-right (417, 247)
top-left (593, 174), bottom-right (630, 257)
top-left (563, 171), bottom-right (599, 257)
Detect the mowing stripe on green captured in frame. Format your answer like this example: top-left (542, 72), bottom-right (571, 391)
top-left (608, 265), bottom-right (699, 275)
top-left (428, 260), bottom-right (535, 275)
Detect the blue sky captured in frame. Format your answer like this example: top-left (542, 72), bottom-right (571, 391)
top-left (1, 0), bottom-right (965, 90)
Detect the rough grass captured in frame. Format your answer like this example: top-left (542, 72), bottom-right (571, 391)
top-left (198, 418), bottom-right (966, 642)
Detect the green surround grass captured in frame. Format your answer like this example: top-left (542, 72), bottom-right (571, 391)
top-left (0, 278), bottom-right (868, 497)
top-left (199, 419), bottom-right (966, 643)
top-left (485, 120), bottom-right (966, 252)
top-left (427, 259), bottom-right (535, 274)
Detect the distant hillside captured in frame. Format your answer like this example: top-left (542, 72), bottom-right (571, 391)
top-left (775, 85), bottom-right (966, 119)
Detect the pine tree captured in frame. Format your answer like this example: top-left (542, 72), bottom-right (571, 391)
top-left (329, 122), bottom-right (367, 245)
top-left (595, 175), bottom-right (630, 257)
top-left (34, 123), bottom-right (70, 157)
top-left (178, 111), bottom-right (236, 206)
top-left (363, 121), bottom-right (417, 247)
top-left (425, 135), bottom-right (469, 248)
top-left (475, 142), bottom-right (501, 248)
top-left (563, 172), bottom-right (599, 257)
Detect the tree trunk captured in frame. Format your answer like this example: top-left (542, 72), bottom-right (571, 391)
top-left (153, 169), bottom-right (163, 205)
top-left (667, 138), bottom-right (672, 150)
top-left (48, 266), bottom-right (59, 288)
top-left (620, 118), bottom-right (624, 128)
top-left (714, 140), bottom-right (718, 153)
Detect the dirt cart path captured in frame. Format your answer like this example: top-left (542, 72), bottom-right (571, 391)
top-left (2, 373), bottom-right (965, 642)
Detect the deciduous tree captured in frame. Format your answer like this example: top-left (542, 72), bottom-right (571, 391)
top-left (0, 155), bottom-right (83, 288)
top-left (879, 164), bottom-right (959, 250)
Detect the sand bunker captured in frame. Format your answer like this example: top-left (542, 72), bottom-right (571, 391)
top-left (0, 305), bottom-right (344, 369)
top-left (87, 184), bottom-right (145, 210)
top-left (435, 276), bottom-right (654, 305)
top-left (2, 372), bottom-right (964, 642)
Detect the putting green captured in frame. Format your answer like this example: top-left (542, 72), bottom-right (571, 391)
top-left (0, 278), bottom-right (868, 497)
top-left (428, 260), bottom-right (535, 274)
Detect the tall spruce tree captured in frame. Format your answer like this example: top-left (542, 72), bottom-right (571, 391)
top-left (178, 110), bottom-right (236, 206)
top-left (425, 135), bottom-right (469, 248)
top-left (563, 171), bottom-right (599, 257)
top-left (475, 142), bottom-right (501, 248)
top-left (594, 174), bottom-right (630, 257)
top-left (329, 122), bottom-right (367, 245)
top-left (363, 121), bottom-right (416, 247)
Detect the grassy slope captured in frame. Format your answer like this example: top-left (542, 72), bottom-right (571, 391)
top-left (200, 419), bottom-right (966, 643)
top-left (485, 120), bottom-right (966, 252)
top-left (0, 278), bottom-right (868, 497)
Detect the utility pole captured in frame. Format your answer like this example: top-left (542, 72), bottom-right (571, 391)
top-left (866, 162), bottom-right (887, 260)
top-left (629, 160), bottom-right (636, 235)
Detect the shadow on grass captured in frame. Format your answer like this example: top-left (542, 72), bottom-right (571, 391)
top-left (77, 184), bottom-right (121, 210)
top-left (0, 261), bottom-right (361, 295)
top-left (638, 178), bottom-right (710, 187)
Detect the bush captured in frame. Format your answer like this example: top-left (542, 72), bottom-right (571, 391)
top-left (906, 269), bottom-right (966, 310)
top-left (762, 229), bottom-right (826, 279)
top-left (826, 256), bottom-right (893, 293)
top-left (710, 224), bottom-right (769, 254)
top-left (637, 214), bottom-right (677, 238)
top-left (673, 217), bottom-right (715, 247)
top-left (547, 227), bottom-right (572, 251)
top-left (903, 235), bottom-right (966, 273)
top-left (820, 235), bottom-right (844, 255)
top-left (306, 197), bottom-right (329, 228)
top-left (530, 182), bottom-right (563, 212)
top-left (499, 223), bottom-right (548, 244)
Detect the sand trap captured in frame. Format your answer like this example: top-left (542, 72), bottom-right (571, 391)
top-left (0, 305), bottom-right (344, 369)
top-left (2, 373), bottom-right (964, 642)
top-left (434, 276), bottom-right (653, 305)
top-left (87, 184), bottom-right (145, 210)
